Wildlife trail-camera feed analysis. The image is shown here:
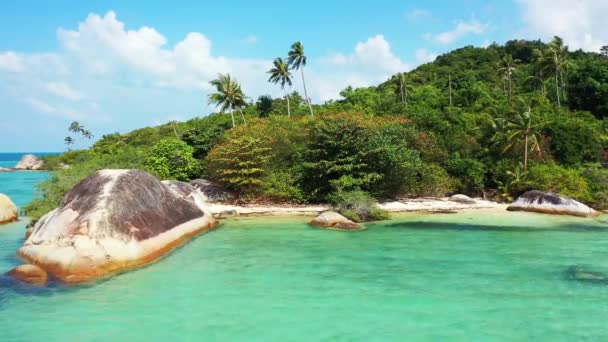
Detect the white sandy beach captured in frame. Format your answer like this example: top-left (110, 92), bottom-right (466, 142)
top-left (208, 197), bottom-right (508, 217)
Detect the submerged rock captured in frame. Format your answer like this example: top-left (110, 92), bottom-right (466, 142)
top-left (310, 211), bottom-right (362, 231)
top-left (449, 194), bottom-right (476, 204)
top-left (8, 264), bottom-right (48, 285)
top-left (507, 190), bottom-right (599, 217)
top-left (566, 266), bottom-right (608, 283)
top-left (18, 169), bottom-right (217, 284)
top-left (189, 179), bottom-right (233, 202)
top-left (14, 154), bottom-right (44, 170)
top-left (213, 209), bottom-right (239, 219)
top-left (0, 193), bottom-right (18, 225)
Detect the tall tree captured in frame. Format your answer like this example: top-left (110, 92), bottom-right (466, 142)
top-left (64, 136), bottom-right (74, 151)
top-left (543, 36), bottom-right (569, 107)
top-left (208, 73), bottom-right (247, 127)
top-left (256, 95), bottom-right (273, 118)
top-left (399, 73), bottom-right (413, 106)
top-left (287, 41), bottom-right (314, 116)
top-left (600, 45), bottom-right (608, 57)
top-left (495, 105), bottom-right (544, 170)
top-left (267, 58), bottom-right (293, 117)
top-left (497, 54), bottom-right (518, 103)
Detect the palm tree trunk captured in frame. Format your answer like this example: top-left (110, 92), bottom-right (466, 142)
top-left (555, 73), bottom-right (561, 107)
top-left (524, 133), bottom-right (529, 171)
top-left (172, 123), bottom-right (179, 139)
top-left (284, 89), bottom-right (291, 118)
top-left (449, 73), bottom-right (453, 106)
top-left (228, 111), bottom-right (235, 128)
top-left (301, 68), bottom-right (314, 116)
top-left (239, 108), bottom-right (247, 125)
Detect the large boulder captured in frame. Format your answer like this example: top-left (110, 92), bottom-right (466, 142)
top-left (449, 194), bottom-right (476, 204)
top-left (507, 190), bottom-right (600, 217)
top-left (18, 170), bottom-right (217, 284)
top-left (14, 154), bottom-right (44, 170)
top-left (0, 193), bottom-right (18, 225)
top-left (310, 211), bottom-right (362, 231)
top-left (189, 179), bottom-right (233, 202)
top-left (8, 264), bottom-right (48, 285)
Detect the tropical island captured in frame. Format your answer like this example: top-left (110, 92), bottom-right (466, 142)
top-left (23, 38), bottom-right (608, 222)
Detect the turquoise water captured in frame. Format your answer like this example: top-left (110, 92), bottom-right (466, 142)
top-left (1, 159), bottom-right (608, 340)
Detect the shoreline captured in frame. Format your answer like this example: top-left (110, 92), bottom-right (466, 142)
top-left (207, 197), bottom-right (508, 218)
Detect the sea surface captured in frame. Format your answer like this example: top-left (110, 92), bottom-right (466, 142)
top-left (1, 153), bottom-right (608, 341)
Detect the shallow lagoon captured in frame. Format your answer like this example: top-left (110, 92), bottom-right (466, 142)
top-left (1, 211), bottom-right (608, 341)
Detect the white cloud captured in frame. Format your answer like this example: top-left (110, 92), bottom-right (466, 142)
top-left (415, 48), bottom-right (438, 63)
top-left (0, 10), bottom-right (421, 145)
top-left (26, 97), bottom-right (56, 114)
top-left (310, 35), bottom-right (412, 101)
top-left (44, 81), bottom-right (83, 101)
top-left (242, 34), bottom-right (258, 45)
top-left (0, 52), bottom-right (25, 72)
top-left (425, 17), bottom-right (488, 44)
top-left (326, 35), bottom-right (410, 74)
top-left (517, 0), bottom-right (608, 52)
top-left (407, 9), bottom-right (431, 20)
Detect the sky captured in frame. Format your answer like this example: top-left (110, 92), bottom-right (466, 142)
top-left (0, 0), bottom-right (607, 152)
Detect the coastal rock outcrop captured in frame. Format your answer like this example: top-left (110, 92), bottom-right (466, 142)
top-left (8, 264), bottom-right (48, 285)
top-left (18, 169), bottom-right (217, 284)
top-left (14, 154), bottom-right (44, 170)
top-left (310, 211), bottom-right (362, 231)
top-left (0, 193), bottom-right (18, 225)
top-left (189, 179), bottom-right (233, 202)
top-left (449, 194), bottom-right (476, 204)
top-left (507, 190), bottom-right (599, 217)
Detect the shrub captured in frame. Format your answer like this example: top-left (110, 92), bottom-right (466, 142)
top-left (414, 163), bottom-right (456, 197)
top-left (446, 154), bottom-right (486, 194)
top-left (145, 139), bottom-right (199, 181)
top-left (581, 164), bottom-right (608, 209)
top-left (206, 134), bottom-right (272, 197)
top-left (328, 190), bottom-right (390, 222)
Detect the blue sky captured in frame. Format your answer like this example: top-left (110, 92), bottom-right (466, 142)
top-left (0, 0), bottom-right (606, 152)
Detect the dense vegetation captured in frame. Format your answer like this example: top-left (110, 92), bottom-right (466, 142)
top-left (26, 38), bottom-right (608, 221)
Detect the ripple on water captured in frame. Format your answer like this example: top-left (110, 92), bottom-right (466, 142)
top-left (1, 213), bottom-right (608, 341)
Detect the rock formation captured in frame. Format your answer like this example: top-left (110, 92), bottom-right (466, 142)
top-left (449, 194), bottom-right (476, 204)
top-left (17, 170), bottom-right (217, 284)
top-left (8, 264), bottom-right (48, 285)
top-left (507, 190), bottom-right (600, 217)
top-left (310, 211), bottom-right (362, 231)
top-left (189, 179), bottom-right (233, 202)
top-left (14, 154), bottom-right (44, 170)
top-left (0, 193), bottom-right (18, 225)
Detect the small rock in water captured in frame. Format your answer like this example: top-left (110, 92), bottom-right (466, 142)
top-left (449, 194), bottom-right (476, 204)
top-left (8, 264), bottom-right (48, 285)
top-left (213, 209), bottom-right (238, 219)
top-left (0, 193), bottom-right (18, 225)
top-left (14, 154), bottom-right (44, 170)
top-left (310, 211), bottom-right (362, 231)
top-left (566, 266), bottom-right (608, 283)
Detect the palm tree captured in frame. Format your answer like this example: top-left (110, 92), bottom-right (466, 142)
top-left (69, 121), bottom-right (83, 134)
top-left (268, 58), bottom-right (293, 117)
top-left (543, 36), bottom-right (569, 107)
top-left (64, 136), bottom-right (74, 151)
top-left (497, 54), bottom-right (518, 103)
top-left (529, 48), bottom-right (547, 96)
top-left (601, 45), bottom-right (608, 57)
top-left (500, 106), bottom-right (544, 170)
top-left (208, 73), bottom-right (247, 127)
top-left (287, 41), bottom-right (314, 116)
top-left (399, 73), bottom-right (413, 106)
top-left (82, 129), bottom-right (94, 139)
